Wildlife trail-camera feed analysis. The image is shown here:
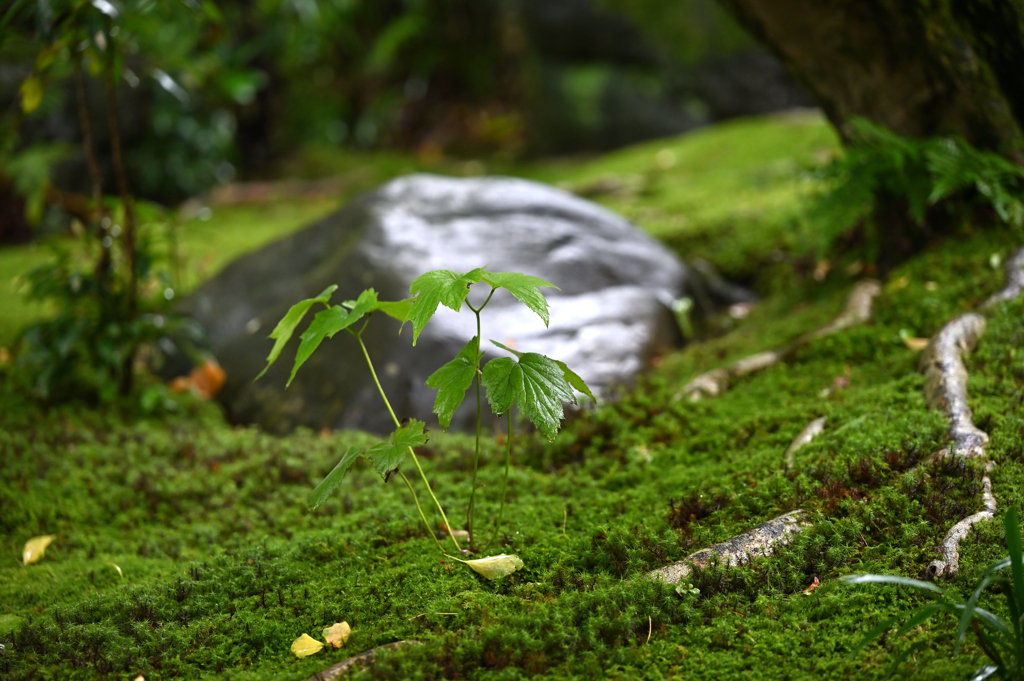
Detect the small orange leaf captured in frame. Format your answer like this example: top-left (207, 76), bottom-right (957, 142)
top-left (168, 359), bottom-right (226, 398)
top-left (802, 576), bottom-right (821, 595)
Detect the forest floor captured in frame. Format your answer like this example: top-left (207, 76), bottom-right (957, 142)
top-left (2, 111), bottom-right (1023, 680)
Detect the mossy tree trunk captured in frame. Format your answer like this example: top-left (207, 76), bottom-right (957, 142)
top-left (716, 0), bottom-right (1024, 162)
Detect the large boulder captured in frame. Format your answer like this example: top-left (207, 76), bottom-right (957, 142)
top-left (181, 174), bottom-right (751, 435)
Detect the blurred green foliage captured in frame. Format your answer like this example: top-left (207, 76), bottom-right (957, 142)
top-left (598, 0), bottom-right (752, 65)
top-left (0, 0), bottom-right (519, 206)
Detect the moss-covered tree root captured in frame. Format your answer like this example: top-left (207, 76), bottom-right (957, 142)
top-left (678, 279), bottom-right (881, 400)
top-left (646, 511), bottom-right (808, 584)
top-left (783, 416), bottom-right (826, 472)
top-left (303, 641), bottom-right (420, 681)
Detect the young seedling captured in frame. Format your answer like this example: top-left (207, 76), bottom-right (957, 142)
top-left (408, 267), bottom-right (593, 549)
top-left (256, 267), bottom-right (592, 571)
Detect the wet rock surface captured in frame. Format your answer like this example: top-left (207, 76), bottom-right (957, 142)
top-left (181, 174), bottom-right (752, 434)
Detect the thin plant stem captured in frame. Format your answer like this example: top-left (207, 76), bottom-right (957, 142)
top-left (398, 470), bottom-right (445, 554)
top-left (355, 332), bottom-right (461, 554)
top-left (72, 49), bottom-right (111, 288)
top-left (464, 286), bottom-right (496, 549)
top-left (103, 27), bottom-right (137, 396)
top-left (484, 409), bottom-right (513, 550)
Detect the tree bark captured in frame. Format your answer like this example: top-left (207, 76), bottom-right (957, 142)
top-left (716, 0), bottom-right (1024, 160)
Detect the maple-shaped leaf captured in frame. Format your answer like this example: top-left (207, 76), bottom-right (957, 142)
top-left (367, 420), bottom-right (428, 480)
top-left (309, 446), bottom-right (364, 510)
top-left (482, 341), bottom-right (575, 440)
top-left (255, 285), bottom-right (337, 381)
top-left (288, 289), bottom-right (379, 386)
top-left (426, 339), bottom-right (482, 430)
top-left (553, 359), bottom-right (595, 402)
top-left (480, 271), bottom-right (558, 327)
top-left (408, 268), bottom-right (486, 344)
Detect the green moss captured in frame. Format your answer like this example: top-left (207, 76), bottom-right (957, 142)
top-left (2, 115), bottom-right (1023, 679)
top-left (2, 225), bottom-right (1022, 679)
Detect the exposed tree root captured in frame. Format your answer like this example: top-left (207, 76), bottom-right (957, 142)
top-left (678, 280), bottom-right (880, 401)
top-left (304, 641), bottom-right (421, 681)
top-left (920, 246), bottom-right (1024, 577)
top-left (784, 417), bottom-right (826, 472)
top-left (647, 511), bottom-right (808, 584)
top-left (982, 246), bottom-right (1024, 309)
top-left (920, 314), bottom-right (988, 458)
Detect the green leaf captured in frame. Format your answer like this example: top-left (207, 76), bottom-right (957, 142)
top-left (482, 343), bottom-right (576, 440)
top-left (408, 268), bottom-right (486, 345)
top-left (367, 420), bottom-right (428, 481)
top-left (481, 356), bottom-right (518, 415)
top-left (480, 271), bottom-right (558, 327)
top-left (375, 298), bottom-right (413, 324)
top-left (426, 339), bottom-right (482, 430)
top-left (553, 359), bottom-right (595, 402)
top-left (1004, 508), bottom-right (1024, 618)
top-left (309, 447), bottom-right (363, 510)
top-left (842, 574), bottom-right (947, 594)
top-left (288, 289), bottom-right (378, 386)
top-left (255, 285), bottom-right (337, 381)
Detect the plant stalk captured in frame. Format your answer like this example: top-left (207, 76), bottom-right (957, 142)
top-left (356, 332), bottom-right (461, 554)
top-left (484, 409), bottom-right (513, 550)
top-left (464, 286), bottom-right (496, 549)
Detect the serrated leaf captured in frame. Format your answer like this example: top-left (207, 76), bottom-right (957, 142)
top-left (255, 285), bottom-right (337, 381)
top-left (322, 622), bottom-right (351, 648)
top-left (375, 298), bottom-right (413, 323)
top-left (426, 339), bottom-right (481, 430)
top-left (553, 359), bottom-right (595, 402)
top-left (481, 271), bottom-right (557, 327)
top-left (290, 633), bottom-right (324, 658)
top-left (22, 534), bottom-right (55, 565)
top-left (481, 356), bottom-right (517, 415)
top-left (367, 420), bottom-right (428, 480)
top-left (460, 554), bottom-right (524, 580)
top-left (482, 344), bottom-right (576, 440)
top-left (288, 289), bottom-right (378, 386)
top-left (309, 447), bottom-right (363, 510)
top-left (408, 268), bottom-right (486, 345)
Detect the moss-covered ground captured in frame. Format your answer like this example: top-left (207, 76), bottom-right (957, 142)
top-left (2, 112), bottom-right (1023, 680)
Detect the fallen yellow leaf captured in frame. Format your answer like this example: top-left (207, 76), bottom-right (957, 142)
top-left (322, 621), bottom-right (351, 648)
top-left (902, 336), bottom-right (929, 351)
top-left (460, 554), bottom-right (524, 580)
top-left (23, 535), bottom-right (56, 565)
top-left (290, 633), bottom-right (324, 658)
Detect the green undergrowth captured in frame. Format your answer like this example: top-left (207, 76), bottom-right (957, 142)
top-left (2, 225), bottom-right (1023, 679)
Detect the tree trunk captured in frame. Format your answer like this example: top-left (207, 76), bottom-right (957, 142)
top-left (716, 0), bottom-right (1024, 161)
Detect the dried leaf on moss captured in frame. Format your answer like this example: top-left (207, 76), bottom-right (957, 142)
top-left (322, 622), bottom-right (351, 648)
top-left (460, 554), bottom-right (524, 580)
top-left (291, 633), bottom-right (324, 658)
top-left (22, 535), bottom-right (55, 565)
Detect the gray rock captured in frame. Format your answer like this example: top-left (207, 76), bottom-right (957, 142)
top-left (182, 174), bottom-right (751, 435)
